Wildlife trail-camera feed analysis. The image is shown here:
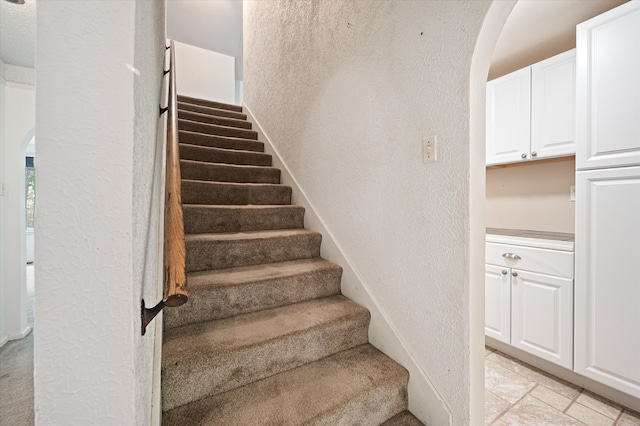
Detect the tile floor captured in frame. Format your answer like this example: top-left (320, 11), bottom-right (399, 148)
top-left (485, 346), bottom-right (640, 425)
top-left (0, 265), bottom-right (34, 426)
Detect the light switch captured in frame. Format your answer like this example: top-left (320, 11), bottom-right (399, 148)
top-left (423, 136), bottom-right (438, 163)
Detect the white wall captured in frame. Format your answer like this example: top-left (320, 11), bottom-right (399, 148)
top-left (173, 41), bottom-right (236, 105)
top-left (167, 0), bottom-right (243, 80)
top-left (35, 1), bottom-right (165, 424)
top-left (244, 1), bottom-right (493, 424)
top-left (486, 157), bottom-right (576, 233)
top-left (0, 61), bottom-right (35, 347)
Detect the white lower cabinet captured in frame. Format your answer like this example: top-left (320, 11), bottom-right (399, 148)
top-left (485, 264), bottom-right (510, 344)
top-left (575, 166), bottom-right (640, 399)
top-left (485, 241), bottom-right (574, 369)
top-left (511, 270), bottom-right (573, 369)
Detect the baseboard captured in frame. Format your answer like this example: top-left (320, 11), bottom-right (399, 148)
top-left (486, 337), bottom-right (640, 413)
top-left (244, 103), bottom-right (452, 425)
top-left (8, 326), bottom-right (32, 341)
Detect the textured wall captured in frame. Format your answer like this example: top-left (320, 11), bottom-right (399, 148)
top-left (35, 1), bottom-right (164, 423)
top-left (244, 1), bottom-right (491, 423)
top-left (133, 1), bottom-right (167, 424)
top-left (486, 157), bottom-right (576, 233)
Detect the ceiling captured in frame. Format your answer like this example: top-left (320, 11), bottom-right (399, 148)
top-left (0, 0), bottom-right (36, 68)
top-left (489, 0), bottom-right (628, 80)
top-left (0, 0), bottom-right (629, 77)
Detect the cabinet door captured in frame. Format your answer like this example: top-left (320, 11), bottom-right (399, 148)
top-left (485, 264), bottom-right (511, 344)
top-left (486, 68), bottom-right (531, 166)
top-left (511, 270), bottom-right (573, 369)
top-left (575, 167), bottom-right (640, 398)
top-left (576, 2), bottom-right (640, 170)
top-left (531, 49), bottom-right (576, 160)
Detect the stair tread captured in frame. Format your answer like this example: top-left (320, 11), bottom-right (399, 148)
top-left (181, 152), bottom-right (271, 168)
top-left (180, 159), bottom-right (278, 172)
top-left (178, 101), bottom-right (247, 120)
top-left (179, 143), bottom-right (270, 159)
top-left (185, 228), bottom-right (319, 243)
top-left (182, 178), bottom-right (288, 189)
top-left (179, 130), bottom-right (264, 152)
top-left (178, 110), bottom-right (252, 129)
top-left (186, 257), bottom-right (341, 290)
top-left (162, 344), bottom-right (408, 425)
top-left (163, 257), bottom-right (341, 330)
top-left (177, 95), bottom-right (243, 112)
top-left (183, 204), bottom-right (303, 211)
top-left (163, 295), bottom-right (367, 361)
top-left (179, 119), bottom-right (258, 140)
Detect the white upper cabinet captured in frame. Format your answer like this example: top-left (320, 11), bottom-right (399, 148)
top-left (487, 50), bottom-right (576, 166)
top-left (486, 68), bottom-right (531, 165)
top-left (531, 50), bottom-right (576, 160)
top-left (576, 2), bottom-right (640, 170)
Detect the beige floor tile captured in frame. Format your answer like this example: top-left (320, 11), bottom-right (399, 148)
top-left (494, 395), bottom-right (584, 425)
top-left (485, 358), bottom-right (536, 404)
top-left (576, 392), bottom-right (621, 420)
top-left (566, 402), bottom-right (615, 426)
top-left (486, 351), bottom-right (580, 399)
top-left (618, 410), bottom-right (640, 426)
top-left (530, 385), bottom-right (572, 412)
top-left (0, 397), bottom-right (34, 426)
top-left (485, 390), bottom-right (511, 425)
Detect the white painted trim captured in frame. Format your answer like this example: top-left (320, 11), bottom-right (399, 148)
top-left (8, 325), bottom-right (32, 341)
top-left (5, 81), bottom-right (35, 91)
top-left (244, 103), bottom-right (452, 425)
top-left (0, 334), bottom-right (8, 348)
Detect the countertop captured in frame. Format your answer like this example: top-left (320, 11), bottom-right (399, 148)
top-left (486, 228), bottom-right (575, 251)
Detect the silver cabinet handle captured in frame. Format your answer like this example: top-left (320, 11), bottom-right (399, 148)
top-left (512, 271), bottom-right (518, 277)
top-left (521, 153), bottom-right (527, 159)
top-left (502, 253), bottom-right (521, 260)
top-left (502, 270), bottom-right (508, 275)
top-left (531, 151), bottom-right (537, 157)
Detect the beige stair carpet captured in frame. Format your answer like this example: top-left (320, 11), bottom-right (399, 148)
top-left (162, 95), bottom-right (424, 425)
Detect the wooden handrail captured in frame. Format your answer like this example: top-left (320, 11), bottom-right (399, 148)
top-left (142, 40), bottom-right (188, 335)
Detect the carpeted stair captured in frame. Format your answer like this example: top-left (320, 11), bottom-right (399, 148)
top-left (162, 94), bottom-right (424, 425)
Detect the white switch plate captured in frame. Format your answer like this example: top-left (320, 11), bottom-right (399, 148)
top-left (423, 135), bottom-right (438, 163)
top-left (570, 185), bottom-right (575, 202)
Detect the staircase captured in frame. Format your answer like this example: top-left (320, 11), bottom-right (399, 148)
top-left (161, 95), bottom-right (424, 425)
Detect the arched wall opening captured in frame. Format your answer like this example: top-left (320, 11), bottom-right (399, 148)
top-left (468, 2), bottom-right (516, 423)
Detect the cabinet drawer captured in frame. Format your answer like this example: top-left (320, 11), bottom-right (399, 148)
top-left (486, 243), bottom-right (574, 278)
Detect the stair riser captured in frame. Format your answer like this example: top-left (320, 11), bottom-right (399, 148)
top-left (181, 161), bottom-right (280, 184)
top-left (177, 95), bottom-right (243, 112)
top-left (180, 144), bottom-right (271, 167)
top-left (314, 381), bottom-right (408, 426)
top-left (162, 313), bottom-right (370, 411)
top-left (178, 102), bottom-right (247, 120)
top-left (162, 345), bottom-right (410, 426)
top-left (184, 206), bottom-right (303, 234)
top-left (179, 119), bottom-right (258, 140)
top-left (182, 181), bottom-right (291, 206)
top-left (179, 131), bottom-right (264, 152)
top-left (163, 267), bottom-right (342, 329)
top-left (186, 233), bottom-right (321, 271)
top-left (178, 110), bottom-right (252, 130)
